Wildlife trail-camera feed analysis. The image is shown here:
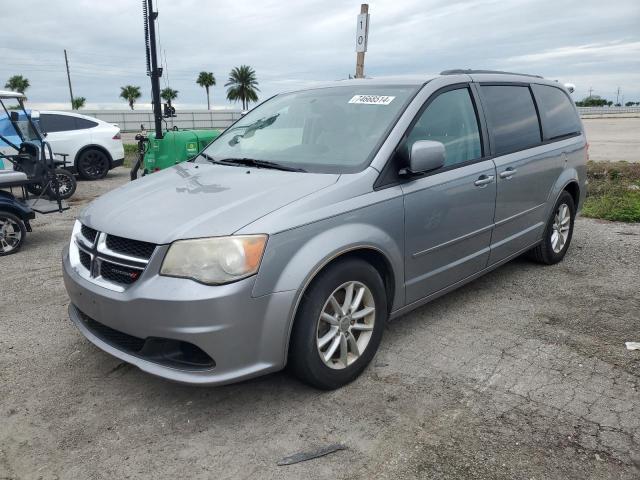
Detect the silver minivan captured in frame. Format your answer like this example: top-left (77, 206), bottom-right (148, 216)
top-left (63, 70), bottom-right (586, 389)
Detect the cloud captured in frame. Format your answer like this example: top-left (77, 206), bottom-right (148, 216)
top-left (1, 0), bottom-right (639, 109)
top-left (504, 41), bottom-right (640, 64)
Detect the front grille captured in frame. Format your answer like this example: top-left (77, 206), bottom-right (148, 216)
top-left (74, 227), bottom-right (155, 289)
top-left (106, 234), bottom-right (156, 259)
top-left (79, 250), bottom-right (91, 270)
top-left (100, 262), bottom-right (142, 285)
top-left (77, 309), bottom-right (215, 370)
top-left (81, 224), bottom-right (98, 244)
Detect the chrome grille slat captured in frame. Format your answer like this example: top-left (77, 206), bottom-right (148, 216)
top-left (72, 224), bottom-right (156, 289)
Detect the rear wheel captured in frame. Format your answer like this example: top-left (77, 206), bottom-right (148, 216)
top-left (528, 191), bottom-right (576, 265)
top-left (77, 148), bottom-right (110, 180)
top-left (0, 211), bottom-right (26, 256)
top-left (288, 258), bottom-right (387, 389)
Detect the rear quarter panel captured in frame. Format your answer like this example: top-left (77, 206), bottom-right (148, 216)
top-left (544, 134), bottom-right (587, 217)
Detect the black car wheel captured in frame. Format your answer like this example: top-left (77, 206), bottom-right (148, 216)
top-left (288, 258), bottom-right (387, 390)
top-left (46, 169), bottom-right (77, 200)
top-left (0, 211), bottom-right (26, 256)
top-left (77, 148), bottom-right (110, 180)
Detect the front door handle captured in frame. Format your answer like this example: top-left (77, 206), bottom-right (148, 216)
top-left (499, 167), bottom-right (517, 179)
top-left (474, 174), bottom-right (495, 187)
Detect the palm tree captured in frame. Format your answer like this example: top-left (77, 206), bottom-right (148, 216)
top-left (119, 85), bottom-right (142, 110)
top-left (225, 65), bottom-right (259, 110)
top-left (72, 97), bottom-right (86, 110)
top-left (160, 87), bottom-right (178, 107)
top-left (196, 72), bottom-right (216, 110)
top-left (4, 75), bottom-right (30, 97)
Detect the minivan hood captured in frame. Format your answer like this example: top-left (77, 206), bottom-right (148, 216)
top-left (80, 162), bottom-right (339, 244)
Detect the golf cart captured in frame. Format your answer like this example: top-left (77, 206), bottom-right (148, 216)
top-left (0, 90), bottom-right (72, 255)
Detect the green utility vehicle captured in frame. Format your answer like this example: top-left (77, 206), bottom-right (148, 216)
top-left (131, 128), bottom-right (221, 179)
top-left (129, 0), bottom-right (222, 180)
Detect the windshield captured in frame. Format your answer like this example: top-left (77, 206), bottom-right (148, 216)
top-left (0, 110), bottom-right (42, 144)
top-left (201, 85), bottom-right (418, 173)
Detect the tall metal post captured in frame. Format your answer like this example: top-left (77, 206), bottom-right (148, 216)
top-left (146, 0), bottom-right (163, 139)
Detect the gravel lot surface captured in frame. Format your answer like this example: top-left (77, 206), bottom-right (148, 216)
top-left (1, 168), bottom-right (639, 479)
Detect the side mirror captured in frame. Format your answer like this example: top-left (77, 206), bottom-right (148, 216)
top-left (401, 140), bottom-right (445, 175)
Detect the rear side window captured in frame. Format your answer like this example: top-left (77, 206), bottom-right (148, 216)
top-left (404, 88), bottom-right (482, 168)
top-left (480, 85), bottom-right (541, 155)
top-left (75, 117), bottom-right (98, 130)
top-left (39, 114), bottom-right (77, 133)
top-left (532, 84), bottom-right (581, 140)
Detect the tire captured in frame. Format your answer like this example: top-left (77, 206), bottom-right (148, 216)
top-left (26, 182), bottom-right (45, 197)
top-left (46, 169), bottom-right (77, 200)
top-left (0, 211), bottom-right (26, 256)
top-left (77, 148), bottom-right (110, 180)
top-left (528, 191), bottom-right (576, 265)
top-left (288, 258), bottom-right (387, 390)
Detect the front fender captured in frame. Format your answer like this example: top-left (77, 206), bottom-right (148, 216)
top-left (252, 196), bottom-right (405, 309)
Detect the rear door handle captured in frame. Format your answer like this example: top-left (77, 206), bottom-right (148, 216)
top-left (499, 167), bottom-right (517, 179)
top-left (474, 175), bottom-right (495, 187)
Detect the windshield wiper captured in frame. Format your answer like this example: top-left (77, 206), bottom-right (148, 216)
top-left (196, 152), bottom-right (217, 163)
top-left (217, 157), bottom-right (306, 172)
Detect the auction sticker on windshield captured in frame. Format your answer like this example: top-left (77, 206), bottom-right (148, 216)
top-left (348, 95), bottom-right (395, 105)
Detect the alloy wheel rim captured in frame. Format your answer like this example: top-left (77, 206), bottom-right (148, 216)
top-left (316, 281), bottom-right (375, 370)
top-left (56, 173), bottom-right (71, 196)
top-left (82, 152), bottom-right (107, 177)
top-left (551, 203), bottom-right (571, 253)
top-left (0, 217), bottom-right (22, 253)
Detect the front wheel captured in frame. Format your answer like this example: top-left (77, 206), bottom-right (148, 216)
top-left (288, 258), bottom-right (387, 390)
top-left (528, 191), bottom-right (576, 265)
top-left (47, 169), bottom-right (77, 200)
top-left (0, 211), bottom-right (26, 256)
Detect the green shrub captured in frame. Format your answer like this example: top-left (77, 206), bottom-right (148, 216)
top-left (583, 161), bottom-right (640, 222)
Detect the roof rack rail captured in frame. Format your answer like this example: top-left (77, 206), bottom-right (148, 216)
top-left (440, 69), bottom-right (543, 79)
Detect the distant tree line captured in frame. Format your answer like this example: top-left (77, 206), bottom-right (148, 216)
top-left (575, 95), bottom-right (639, 107)
top-left (10, 72), bottom-right (638, 111)
top-left (4, 64), bottom-right (260, 112)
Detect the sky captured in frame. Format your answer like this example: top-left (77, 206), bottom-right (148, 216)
top-left (1, 0), bottom-right (639, 110)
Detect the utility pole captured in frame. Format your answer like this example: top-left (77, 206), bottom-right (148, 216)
top-left (64, 49), bottom-right (75, 109)
top-left (354, 4), bottom-right (369, 78)
top-left (615, 86), bottom-right (621, 105)
top-left (588, 86), bottom-right (593, 98)
top-left (144, 0), bottom-right (163, 139)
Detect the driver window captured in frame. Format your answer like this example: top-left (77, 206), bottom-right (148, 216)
top-left (405, 88), bottom-right (482, 168)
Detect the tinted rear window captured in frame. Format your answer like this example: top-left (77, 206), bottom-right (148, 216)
top-left (532, 84), bottom-right (581, 140)
top-left (39, 114), bottom-right (77, 133)
top-left (75, 117), bottom-right (98, 129)
top-left (480, 85), bottom-right (541, 155)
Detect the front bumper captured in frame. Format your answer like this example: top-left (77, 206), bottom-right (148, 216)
top-left (62, 246), bottom-right (296, 385)
top-left (111, 157), bottom-right (124, 169)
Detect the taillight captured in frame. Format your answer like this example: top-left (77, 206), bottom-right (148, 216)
top-left (113, 132), bottom-right (121, 140)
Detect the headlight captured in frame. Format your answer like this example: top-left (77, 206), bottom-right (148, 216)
top-left (160, 235), bottom-right (267, 285)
